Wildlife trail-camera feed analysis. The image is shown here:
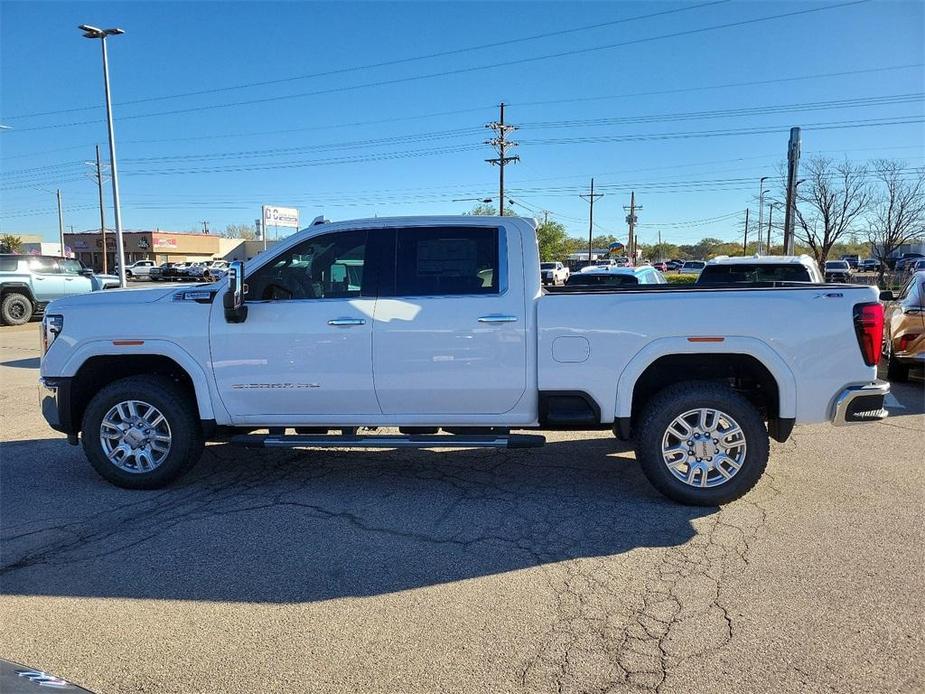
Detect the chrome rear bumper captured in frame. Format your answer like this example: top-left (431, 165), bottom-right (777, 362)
top-left (832, 381), bottom-right (890, 426)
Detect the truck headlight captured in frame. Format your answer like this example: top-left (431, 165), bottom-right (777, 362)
top-left (41, 314), bottom-right (63, 355)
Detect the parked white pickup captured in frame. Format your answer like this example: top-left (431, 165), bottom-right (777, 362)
top-left (39, 215), bottom-right (889, 504)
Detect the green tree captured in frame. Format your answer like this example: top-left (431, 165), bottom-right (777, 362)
top-left (536, 219), bottom-right (569, 261)
top-left (0, 235), bottom-right (23, 253)
top-left (465, 203), bottom-right (516, 217)
top-left (679, 237), bottom-right (725, 259)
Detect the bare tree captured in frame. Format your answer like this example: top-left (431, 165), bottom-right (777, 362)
top-left (221, 224), bottom-right (257, 240)
top-left (792, 157), bottom-right (871, 265)
top-left (867, 160), bottom-right (925, 282)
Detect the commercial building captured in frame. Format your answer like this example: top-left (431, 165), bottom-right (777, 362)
top-left (64, 229), bottom-right (279, 271)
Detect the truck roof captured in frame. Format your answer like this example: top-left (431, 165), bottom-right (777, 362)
top-left (707, 254), bottom-right (817, 266)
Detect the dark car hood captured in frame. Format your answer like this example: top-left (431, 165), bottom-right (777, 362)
top-left (0, 659), bottom-right (95, 692)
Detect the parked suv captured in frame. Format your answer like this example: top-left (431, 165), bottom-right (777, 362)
top-left (678, 260), bottom-right (706, 276)
top-left (1, 255), bottom-right (105, 325)
top-left (824, 260), bottom-right (852, 282)
top-left (840, 255), bottom-right (860, 269)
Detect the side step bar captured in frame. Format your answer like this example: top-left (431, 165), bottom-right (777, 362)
top-left (231, 433), bottom-right (546, 450)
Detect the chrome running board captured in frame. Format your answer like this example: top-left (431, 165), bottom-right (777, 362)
top-left (230, 433), bottom-right (546, 449)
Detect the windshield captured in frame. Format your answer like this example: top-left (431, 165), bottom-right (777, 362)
top-left (540, 263), bottom-right (556, 269)
top-left (699, 263), bottom-right (812, 284)
top-left (683, 261), bottom-right (705, 269)
top-left (826, 261), bottom-right (849, 269)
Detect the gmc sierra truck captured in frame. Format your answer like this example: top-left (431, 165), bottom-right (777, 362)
top-left (39, 216), bottom-right (889, 505)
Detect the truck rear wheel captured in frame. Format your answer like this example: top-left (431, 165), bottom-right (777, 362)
top-left (1, 292), bottom-right (33, 325)
top-left (635, 381), bottom-right (769, 506)
top-left (81, 375), bottom-right (204, 489)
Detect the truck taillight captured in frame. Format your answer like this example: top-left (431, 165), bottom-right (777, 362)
top-left (852, 302), bottom-right (883, 367)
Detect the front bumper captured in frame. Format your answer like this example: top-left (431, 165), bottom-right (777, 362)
top-left (39, 376), bottom-right (76, 437)
top-left (832, 381), bottom-right (890, 426)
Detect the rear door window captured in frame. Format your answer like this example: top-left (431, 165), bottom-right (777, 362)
top-left (388, 227), bottom-right (499, 297)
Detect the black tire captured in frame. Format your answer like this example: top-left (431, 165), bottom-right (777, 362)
top-left (81, 375), bottom-right (204, 489)
top-left (887, 353), bottom-right (910, 383)
top-left (635, 381), bottom-right (769, 506)
top-left (1, 292), bottom-right (33, 326)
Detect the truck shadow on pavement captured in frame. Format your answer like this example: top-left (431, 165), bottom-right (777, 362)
top-left (1, 435), bottom-right (713, 604)
top-left (0, 357), bottom-right (40, 369)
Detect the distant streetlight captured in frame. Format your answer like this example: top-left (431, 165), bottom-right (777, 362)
top-left (452, 197), bottom-right (493, 204)
top-left (79, 24), bottom-right (127, 287)
top-left (756, 176), bottom-right (769, 254)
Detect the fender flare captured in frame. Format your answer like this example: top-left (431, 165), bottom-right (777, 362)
top-left (61, 339), bottom-right (216, 421)
top-left (1, 282), bottom-right (36, 302)
top-left (615, 336), bottom-right (797, 419)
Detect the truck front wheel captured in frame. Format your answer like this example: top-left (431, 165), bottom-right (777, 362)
top-left (1, 292), bottom-right (33, 325)
top-left (80, 375), bottom-right (204, 489)
top-left (635, 382), bottom-right (769, 506)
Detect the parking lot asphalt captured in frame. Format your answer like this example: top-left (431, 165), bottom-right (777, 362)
top-left (1, 322), bottom-right (923, 694)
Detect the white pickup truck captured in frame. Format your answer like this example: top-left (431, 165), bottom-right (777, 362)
top-left (39, 216), bottom-right (889, 505)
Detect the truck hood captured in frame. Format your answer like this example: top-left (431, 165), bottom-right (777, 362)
top-left (46, 285), bottom-right (210, 311)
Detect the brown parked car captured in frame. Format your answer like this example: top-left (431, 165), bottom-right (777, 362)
top-left (880, 270), bottom-right (925, 382)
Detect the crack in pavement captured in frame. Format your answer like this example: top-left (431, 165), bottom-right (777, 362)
top-left (519, 468), bottom-right (782, 694)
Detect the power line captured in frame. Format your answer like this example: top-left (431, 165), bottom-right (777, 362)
top-left (5, 64), bottom-right (919, 162)
top-left (519, 93), bottom-right (924, 129)
top-left (6, 1), bottom-right (730, 121)
top-left (5, 0), bottom-right (873, 133)
top-left (520, 115), bottom-right (924, 146)
top-left (512, 63), bottom-right (923, 110)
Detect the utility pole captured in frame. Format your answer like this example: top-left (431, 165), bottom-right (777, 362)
top-left (579, 178), bottom-right (604, 267)
top-left (92, 144), bottom-right (108, 273)
top-left (658, 229), bottom-right (663, 262)
top-left (485, 102), bottom-right (519, 216)
top-left (767, 205), bottom-right (774, 252)
top-left (783, 127), bottom-right (801, 255)
top-left (201, 221), bottom-right (210, 234)
top-left (743, 208), bottom-right (750, 255)
top-left (623, 192), bottom-right (642, 264)
top-left (756, 176), bottom-right (768, 255)
top-left (56, 190), bottom-right (65, 257)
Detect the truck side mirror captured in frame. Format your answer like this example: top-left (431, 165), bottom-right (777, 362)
top-left (879, 290), bottom-right (895, 302)
top-left (223, 260), bottom-right (248, 323)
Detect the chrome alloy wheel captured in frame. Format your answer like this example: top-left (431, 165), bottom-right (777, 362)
top-left (99, 400), bottom-right (172, 473)
top-left (661, 408), bottom-right (747, 488)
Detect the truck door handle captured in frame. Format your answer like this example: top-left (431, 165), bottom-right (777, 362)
top-left (327, 318), bottom-right (366, 326)
top-left (478, 315), bottom-right (518, 323)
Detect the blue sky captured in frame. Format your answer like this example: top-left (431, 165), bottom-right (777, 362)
top-left (1, 0), bottom-right (923, 246)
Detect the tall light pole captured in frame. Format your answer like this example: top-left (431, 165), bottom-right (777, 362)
top-left (79, 24), bottom-right (127, 287)
top-left (756, 176), bottom-right (769, 255)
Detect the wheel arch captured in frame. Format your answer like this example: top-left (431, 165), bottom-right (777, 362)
top-left (1, 282), bottom-right (36, 302)
top-left (63, 341), bottom-right (216, 432)
top-left (615, 337), bottom-right (797, 440)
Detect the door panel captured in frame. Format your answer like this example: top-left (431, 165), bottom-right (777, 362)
top-left (28, 257), bottom-right (67, 300)
top-left (209, 228), bottom-right (380, 419)
top-left (372, 226), bottom-right (527, 415)
top-left (210, 298), bottom-right (379, 418)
